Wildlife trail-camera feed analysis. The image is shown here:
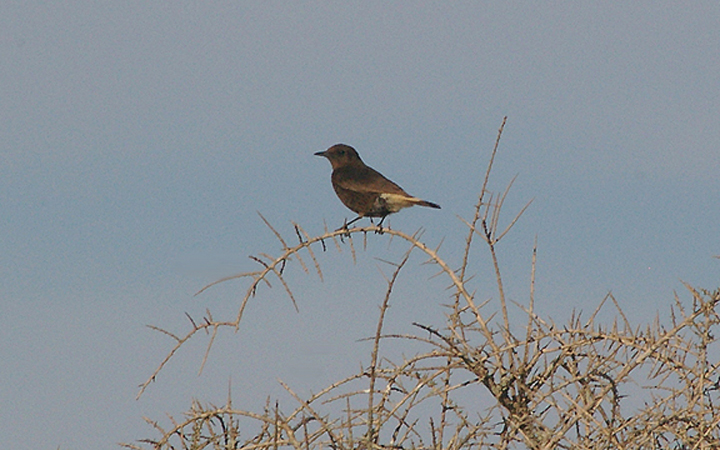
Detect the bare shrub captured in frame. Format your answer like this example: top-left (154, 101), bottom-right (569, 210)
top-left (126, 118), bottom-right (720, 450)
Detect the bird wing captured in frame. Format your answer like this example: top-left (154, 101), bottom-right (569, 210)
top-left (333, 165), bottom-right (410, 196)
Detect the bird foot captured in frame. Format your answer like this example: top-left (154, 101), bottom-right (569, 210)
top-left (371, 218), bottom-right (388, 234)
top-left (335, 222), bottom-right (353, 237)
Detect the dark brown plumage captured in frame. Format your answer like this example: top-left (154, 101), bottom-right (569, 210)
top-left (315, 144), bottom-right (440, 228)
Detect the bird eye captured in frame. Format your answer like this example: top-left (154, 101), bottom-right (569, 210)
top-left (339, 150), bottom-right (345, 155)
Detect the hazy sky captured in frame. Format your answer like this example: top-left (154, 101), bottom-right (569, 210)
top-left (1, 2), bottom-right (719, 448)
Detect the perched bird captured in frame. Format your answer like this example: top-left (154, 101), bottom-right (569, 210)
top-left (315, 144), bottom-right (440, 228)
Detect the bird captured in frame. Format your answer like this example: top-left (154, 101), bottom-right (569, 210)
top-left (315, 144), bottom-right (440, 229)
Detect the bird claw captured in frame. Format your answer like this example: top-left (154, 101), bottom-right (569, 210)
top-left (335, 221), bottom-right (353, 237)
top-left (372, 217), bottom-right (388, 234)
top-left (333, 216), bottom-right (387, 236)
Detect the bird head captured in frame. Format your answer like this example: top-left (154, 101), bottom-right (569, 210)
top-left (314, 144), bottom-right (363, 169)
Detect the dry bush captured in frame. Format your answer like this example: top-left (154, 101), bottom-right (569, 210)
top-left (126, 119), bottom-right (720, 450)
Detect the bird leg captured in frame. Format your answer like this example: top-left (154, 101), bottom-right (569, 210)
top-left (333, 215), bottom-right (388, 235)
top-left (374, 215), bottom-right (388, 234)
top-left (336, 215), bottom-right (363, 233)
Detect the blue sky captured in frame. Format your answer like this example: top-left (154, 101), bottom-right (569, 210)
top-left (1, 2), bottom-right (719, 448)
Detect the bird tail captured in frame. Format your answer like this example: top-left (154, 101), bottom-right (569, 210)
top-left (378, 193), bottom-right (441, 212)
top-left (415, 199), bottom-right (441, 209)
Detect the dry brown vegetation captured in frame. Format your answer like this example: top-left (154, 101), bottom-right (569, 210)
top-left (126, 119), bottom-right (720, 450)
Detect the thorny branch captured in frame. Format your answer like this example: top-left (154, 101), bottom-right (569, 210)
top-left (130, 117), bottom-right (720, 450)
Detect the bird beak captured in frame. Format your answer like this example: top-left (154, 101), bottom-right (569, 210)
top-left (314, 150), bottom-right (327, 157)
